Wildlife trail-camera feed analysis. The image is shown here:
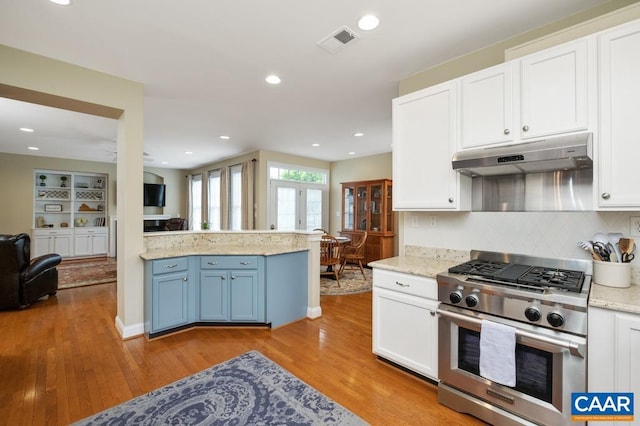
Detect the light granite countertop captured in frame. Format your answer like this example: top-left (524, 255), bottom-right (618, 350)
top-left (140, 230), bottom-right (315, 260)
top-left (589, 283), bottom-right (640, 315)
top-left (371, 248), bottom-right (640, 316)
top-left (368, 256), bottom-right (459, 279)
top-left (140, 245), bottom-right (308, 260)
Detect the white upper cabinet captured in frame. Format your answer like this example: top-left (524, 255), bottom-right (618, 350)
top-left (597, 20), bottom-right (640, 209)
top-left (461, 62), bottom-right (514, 149)
top-left (518, 38), bottom-right (591, 140)
top-left (392, 80), bottom-right (470, 211)
top-left (461, 38), bottom-right (592, 150)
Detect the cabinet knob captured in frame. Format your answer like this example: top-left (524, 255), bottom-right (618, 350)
top-left (240, 262), bottom-right (251, 265)
top-left (165, 264), bottom-right (177, 269)
top-left (503, 129), bottom-right (510, 135)
top-left (601, 193), bottom-right (611, 200)
top-left (522, 125), bottom-right (529, 132)
top-left (430, 311), bottom-right (436, 316)
top-left (231, 275), bottom-right (236, 280)
top-left (448, 197), bottom-right (454, 203)
top-left (221, 275), bottom-right (226, 280)
top-left (207, 261), bottom-right (219, 265)
top-left (183, 277), bottom-right (188, 282)
top-left (395, 281), bottom-right (409, 287)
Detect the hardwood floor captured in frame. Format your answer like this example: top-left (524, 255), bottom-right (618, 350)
top-left (0, 283), bottom-right (485, 425)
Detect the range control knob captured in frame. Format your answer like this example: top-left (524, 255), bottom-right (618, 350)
top-left (449, 292), bottom-right (462, 304)
top-left (524, 307), bottom-right (541, 322)
top-left (547, 312), bottom-right (565, 328)
top-left (465, 295), bottom-right (479, 308)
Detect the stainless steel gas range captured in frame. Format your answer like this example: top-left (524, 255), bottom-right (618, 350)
top-left (436, 250), bottom-right (591, 426)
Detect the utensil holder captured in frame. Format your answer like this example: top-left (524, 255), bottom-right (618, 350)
top-left (593, 260), bottom-right (631, 288)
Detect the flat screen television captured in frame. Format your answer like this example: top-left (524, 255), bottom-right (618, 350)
top-left (144, 183), bottom-right (166, 207)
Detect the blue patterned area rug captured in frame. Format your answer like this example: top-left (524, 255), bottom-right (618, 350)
top-left (74, 351), bottom-right (367, 425)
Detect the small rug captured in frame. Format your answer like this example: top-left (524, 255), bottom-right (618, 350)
top-left (321, 267), bottom-right (372, 295)
top-left (57, 257), bottom-right (117, 289)
top-left (73, 350), bottom-right (367, 425)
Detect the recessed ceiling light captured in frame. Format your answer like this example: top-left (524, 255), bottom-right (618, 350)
top-left (265, 75), bottom-right (281, 85)
top-left (28, 146), bottom-right (39, 151)
top-left (185, 151), bottom-right (193, 155)
top-left (348, 152), bottom-right (356, 155)
top-left (353, 132), bottom-right (364, 137)
top-left (358, 15), bottom-right (379, 31)
top-left (312, 143), bottom-right (320, 147)
top-left (161, 161), bottom-right (168, 165)
top-left (20, 127), bottom-right (35, 132)
top-left (49, 0), bottom-right (71, 5)
top-left (219, 135), bottom-right (230, 140)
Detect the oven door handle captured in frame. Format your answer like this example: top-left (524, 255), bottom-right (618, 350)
top-left (437, 308), bottom-right (585, 359)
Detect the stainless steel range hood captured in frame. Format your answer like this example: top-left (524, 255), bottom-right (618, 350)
top-left (452, 133), bottom-right (593, 177)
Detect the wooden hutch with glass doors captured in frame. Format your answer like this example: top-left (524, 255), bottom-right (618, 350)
top-left (340, 179), bottom-right (394, 265)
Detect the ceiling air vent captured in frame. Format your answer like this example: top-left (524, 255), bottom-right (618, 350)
top-left (317, 26), bottom-right (360, 54)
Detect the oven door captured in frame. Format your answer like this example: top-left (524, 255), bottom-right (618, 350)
top-left (437, 305), bottom-right (586, 426)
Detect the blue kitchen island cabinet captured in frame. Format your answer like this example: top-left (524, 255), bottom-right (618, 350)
top-left (145, 256), bottom-right (194, 334)
top-left (143, 250), bottom-right (308, 338)
top-left (266, 251), bottom-right (308, 329)
top-left (199, 256), bottom-right (264, 322)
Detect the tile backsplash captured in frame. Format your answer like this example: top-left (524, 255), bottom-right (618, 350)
top-left (401, 211), bottom-right (639, 283)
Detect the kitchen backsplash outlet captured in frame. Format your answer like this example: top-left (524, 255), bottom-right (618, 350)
top-left (630, 216), bottom-right (640, 237)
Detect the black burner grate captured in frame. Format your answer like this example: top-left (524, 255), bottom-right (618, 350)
top-left (448, 260), bottom-right (584, 292)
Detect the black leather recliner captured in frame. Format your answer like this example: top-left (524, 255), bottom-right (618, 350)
top-left (0, 233), bottom-right (62, 309)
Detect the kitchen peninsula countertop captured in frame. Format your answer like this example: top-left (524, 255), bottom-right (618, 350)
top-left (141, 245), bottom-right (307, 260)
top-left (589, 283), bottom-right (640, 315)
top-left (140, 230), bottom-right (314, 260)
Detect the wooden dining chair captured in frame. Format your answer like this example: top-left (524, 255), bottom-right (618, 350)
top-left (339, 231), bottom-right (368, 279)
top-left (320, 235), bottom-right (343, 286)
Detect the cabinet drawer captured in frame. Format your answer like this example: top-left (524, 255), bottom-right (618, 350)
top-left (75, 227), bottom-right (107, 236)
top-left (200, 256), bottom-right (258, 270)
top-left (152, 257), bottom-right (189, 275)
top-left (373, 268), bottom-right (437, 299)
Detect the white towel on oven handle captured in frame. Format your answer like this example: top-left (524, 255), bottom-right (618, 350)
top-left (479, 319), bottom-right (516, 387)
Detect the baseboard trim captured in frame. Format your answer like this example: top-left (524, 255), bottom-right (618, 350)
top-left (307, 306), bottom-right (322, 319)
top-left (115, 316), bottom-right (144, 340)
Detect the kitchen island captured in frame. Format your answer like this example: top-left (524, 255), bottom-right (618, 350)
top-left (140, 230), bottom-right (322, 337)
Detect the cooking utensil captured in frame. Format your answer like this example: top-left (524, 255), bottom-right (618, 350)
top-left (606, 243), bottom-right (618, 262)
top-left (592, 241), bottom-right (611, 262)
top-left (577, 241), bottom-right (602, 261)
top-left (607, 232), bottom-right (623, 261)
top-left (618, 238), bottom-right (635, 263)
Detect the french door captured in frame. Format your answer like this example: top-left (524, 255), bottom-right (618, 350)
top-left (269, 181), bottom-right (327, 231)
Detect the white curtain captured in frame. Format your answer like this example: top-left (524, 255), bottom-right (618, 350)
top-left (220, 167), bottom-right (229, 230)
top-left (241, 159), bottom-right (255, 230)
top-left (186, 174), bottom-right (193, 230)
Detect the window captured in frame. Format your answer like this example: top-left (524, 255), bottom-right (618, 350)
top-left (229, 164), bottom-right (242, 231)
top-left (268, 163), bottom-right (329, 231)
top-left (269, 166), bottom-right (327, 184)
top-left (207, 169), bottom-right (221, 231)
top-left (189, 173), bottom-right (202, 230)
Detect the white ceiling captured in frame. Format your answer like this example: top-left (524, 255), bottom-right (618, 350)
top-left (0, 0), bottom-right (609, 169)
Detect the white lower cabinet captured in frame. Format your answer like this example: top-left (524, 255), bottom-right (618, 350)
top-left (33, 227), bottom-right (108, 258)
top-left (32, 229), bottom-right (73, 258)
top-left (588, 306), bottom-right (640, 426)
top-left (372, 269), bottom-right (439, 380)
top-left (74, 227), bottom-right (108, 256)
